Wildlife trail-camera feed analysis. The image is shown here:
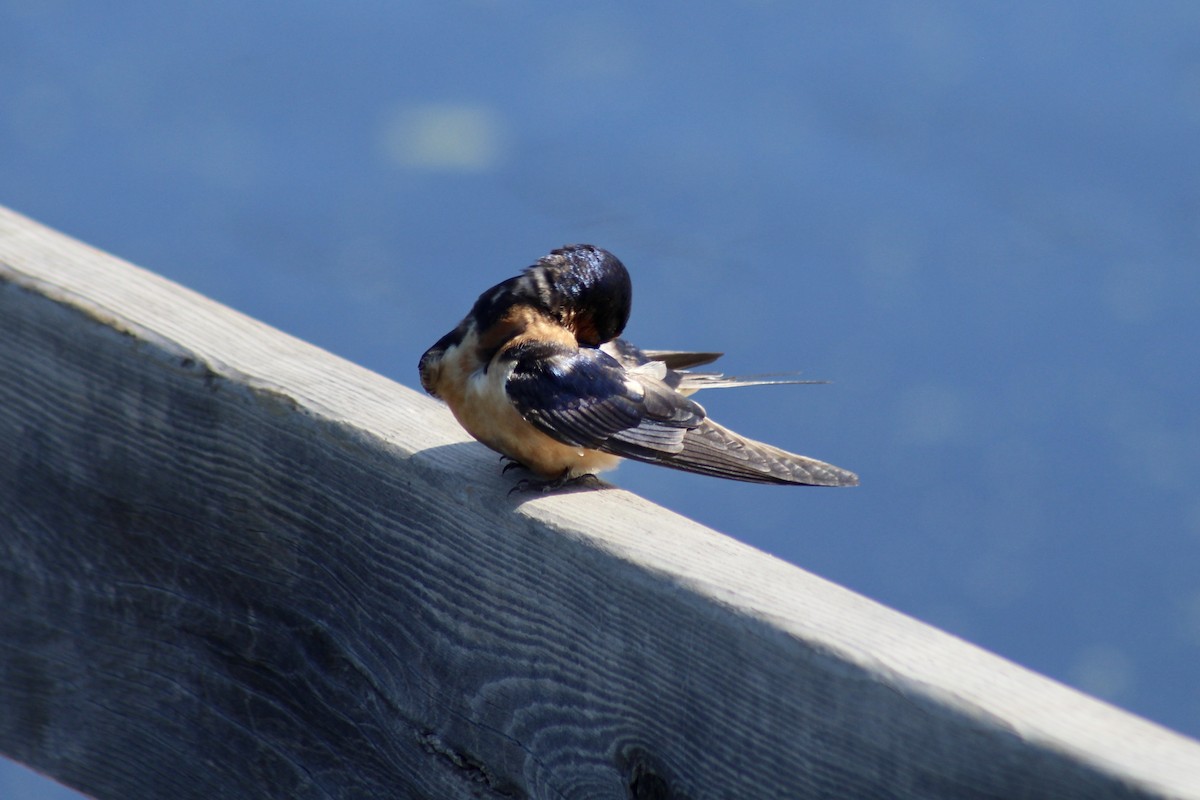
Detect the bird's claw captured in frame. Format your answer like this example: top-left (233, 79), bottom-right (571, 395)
top-left (507, 469), bottom-right (600, 496)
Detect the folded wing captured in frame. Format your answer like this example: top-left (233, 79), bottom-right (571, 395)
top-left (505, 341), bottom-right (703, 458)
top-left (506, 341), bottom-right (859, 486)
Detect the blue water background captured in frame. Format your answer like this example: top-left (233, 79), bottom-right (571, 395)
top-left (3, 2), bottom-right (1199, 795)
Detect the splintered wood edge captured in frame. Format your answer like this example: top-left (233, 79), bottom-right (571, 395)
top-left (2, 204), bottom-right (1198, 796)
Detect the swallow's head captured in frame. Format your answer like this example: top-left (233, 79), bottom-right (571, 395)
top-left (464, 245), bottom-right (632, 348)
top-left (423, 245), bottom-right (633, 395)
top-left (536, 244), bottom-right (633, 346)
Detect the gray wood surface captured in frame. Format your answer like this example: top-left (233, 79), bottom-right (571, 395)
top-left (2, 205), bottom-right (1198, 800)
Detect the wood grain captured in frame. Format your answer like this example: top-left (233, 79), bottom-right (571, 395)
top-left (2, 205), bottom-right (1198, 799)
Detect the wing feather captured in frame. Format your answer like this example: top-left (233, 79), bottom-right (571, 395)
top-left (505, 342), bottom-right (703, 457)
top-left (506, 340), bottom-right (858, 486)
top-left (664, 420), bottom-right (860, 486)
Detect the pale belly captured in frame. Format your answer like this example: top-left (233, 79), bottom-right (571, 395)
top-left (448, 361), bottom-right (622, 479)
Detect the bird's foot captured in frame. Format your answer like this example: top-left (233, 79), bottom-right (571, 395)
top-left (499, 455), bottom-right (526, 475)
top-left (507, 468), bottom-right (601, 496)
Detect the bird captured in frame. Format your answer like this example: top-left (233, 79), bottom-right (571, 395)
top-left (418, 244), bottom-right (858, 491)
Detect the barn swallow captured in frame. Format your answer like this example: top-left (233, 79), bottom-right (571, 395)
top-left (418, 244), bottom-right (858, 490)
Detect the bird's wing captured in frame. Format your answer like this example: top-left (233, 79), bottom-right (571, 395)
top-left (506, 341), bottom-right (859, 486)
top-left (505, 341), bottom-right (705, 457)
top-left (666, 419), bottom-right (860, 486)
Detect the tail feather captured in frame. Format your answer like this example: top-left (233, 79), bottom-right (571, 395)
top-left (675, 372), bottom-right (827, 395)
top-left (639, 349), bottom-right (723, 370)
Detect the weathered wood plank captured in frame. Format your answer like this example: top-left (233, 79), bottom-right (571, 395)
top-left (1, 204), bottom-right (1198, 800)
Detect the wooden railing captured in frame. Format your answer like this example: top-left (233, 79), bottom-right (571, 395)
top-left (2, 205), bottom-right (1198, 799)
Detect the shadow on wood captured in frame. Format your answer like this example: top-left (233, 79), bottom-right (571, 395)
top-left (2, 206), bottom-right (1199, 799)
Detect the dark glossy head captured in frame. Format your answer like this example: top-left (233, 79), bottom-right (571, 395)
top-left (468, 244), bottom-right (633, 347)
top-left (527, 244), bottom-right (633, 345)
top-left (420, 245), bottom-right (634, 393)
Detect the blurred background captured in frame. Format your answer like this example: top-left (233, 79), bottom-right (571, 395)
top-left (2, 2), bottom-right (1198, 796)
